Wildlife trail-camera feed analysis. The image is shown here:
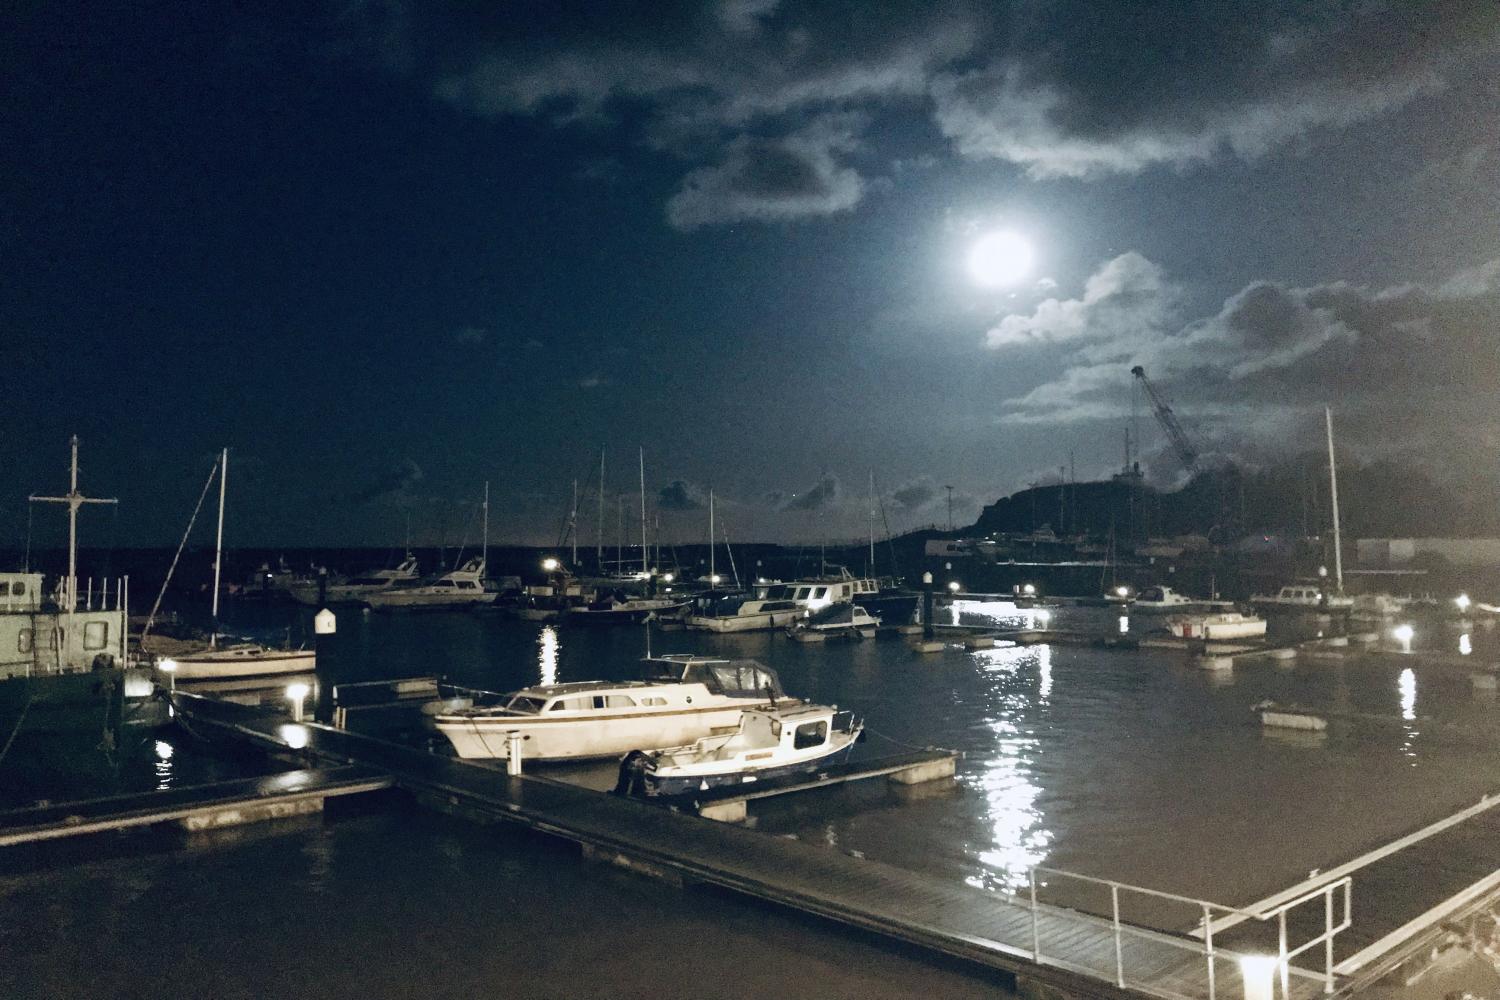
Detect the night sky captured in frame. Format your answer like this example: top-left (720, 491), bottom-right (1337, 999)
top-left (4, 2), bottom-right (1497, 550)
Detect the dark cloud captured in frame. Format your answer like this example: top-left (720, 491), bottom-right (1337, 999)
top-left (890, 477), bottom-right (938, 511)
top-left (348, 1), bottom-right (1495, 222)
top-left (991, 252), bottom-right (1500, 479)
top-left (351, 458), bottom-right (424, 504)
top-left (666, 115), bottom-right (865, 229)
top-left (658, 479), bottom-right (708, 511)
top-left (781, 473), bottom-right (840, 511)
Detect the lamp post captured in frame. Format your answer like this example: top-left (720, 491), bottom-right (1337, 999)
top-left (922, 572), bottom-right (934, 640)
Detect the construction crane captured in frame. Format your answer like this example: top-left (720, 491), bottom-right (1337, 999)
top-left (1130, 365), bottom-right (1199, 476)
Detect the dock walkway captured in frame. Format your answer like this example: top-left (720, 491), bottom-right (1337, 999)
top-left (171, 693), bottom-right (1327, 1000)
top-left (0, 765), bottom-right (392, 846)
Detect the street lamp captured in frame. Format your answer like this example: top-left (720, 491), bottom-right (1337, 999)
top-left (542, 557), bottom-right (560, 572)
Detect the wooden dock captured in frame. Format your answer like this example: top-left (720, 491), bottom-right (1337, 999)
top-left (0, 765), bottom-right (392, 846)
top-left (168, 693), bottom-right (1330, 1000)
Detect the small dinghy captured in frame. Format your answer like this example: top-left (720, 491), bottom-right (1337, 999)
top-left (614, 702), bottom-right (862, 797)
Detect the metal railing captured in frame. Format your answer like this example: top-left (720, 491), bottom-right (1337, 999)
top-left (1015, 865), bottom-right (1351, 1000)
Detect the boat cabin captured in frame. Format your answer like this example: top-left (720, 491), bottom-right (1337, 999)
top-left (640, 654), bottom-right (785, 699)
top-left (0, 572), bottom-right (127, 680)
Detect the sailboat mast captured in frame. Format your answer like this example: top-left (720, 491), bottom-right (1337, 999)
top-left (868, 470), bottom-right (875, 576)
top-left (1325, 407), bottom-right (1343, 593)
top-left (596, 447), bottom-right (605, 569)
top-left (570, 479), bottom-right (578, 566)
top-left (211, 447), bottom-right (227, 634)
top-left (709, 488), bottom-right (715, 587)
top-left (616, 495), bottom-right (623, 572)
top-left (639, 447), bottom-right (648, 575)
top-left (482, 480), bottom-right (489, 576)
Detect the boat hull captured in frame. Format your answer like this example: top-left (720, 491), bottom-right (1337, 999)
top-left (685, 608), bottom-right (805, 632)
top-left (644, 740), bottom-right (856, 797)
top-left (434, 704), bottom-right (755, 761)
top-left (364, 594), bottom-right (496, 611)
top-left (168, 648), bottom-right (317, 680)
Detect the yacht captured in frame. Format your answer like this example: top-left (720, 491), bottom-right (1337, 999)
top-left (286, 555), bottom-right (420, 605)
top-left (431, 655), bottom-right (790, 761)
top-left (1250, 584), bottom-right (1354, 611)
top-left (1131, 586), bottom-right (1231, 614)
top-left (159, 642), bottom-right (316, 681)
top-left (565, 593), bottom-right (689, 625)
top-left (755, 565), bottom-right (918, 625)
top-left (1165, 611), bottom-right (1267, 641)
top-left (614, 702), bottom-right (862, 797)
top-left (365, 557), bottom-right (495, 611)
top-left (684, 594), bottom-right (803, 633)
top-left (786, 603), bottom-right (880, 642)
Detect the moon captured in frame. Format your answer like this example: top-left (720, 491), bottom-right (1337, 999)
top-left (967, 231), bottom-right (1034, 287)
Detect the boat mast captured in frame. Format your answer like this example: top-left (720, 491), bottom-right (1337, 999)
top-left (596, 447), bottom-right (605, 570)
top-left (616, 495), bottom-right (623, 573)
top-left (28, 435), bottom-right (117, 625)
top-left (482, 480), bottom-right (490, 577)
top-left (570, 478), bottom-right (578, 567)
top-left (211, 447), bottom-right (228, 642)
top-left (639, 447), bottom-right (648, 576)
top-left (709, 488), bottom-right (715, 588)
top-left (1325, 407), bottom-right (1343, 594)
top-left (868, 470), bottom-right (876, 577)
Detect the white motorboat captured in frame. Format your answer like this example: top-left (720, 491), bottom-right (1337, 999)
top-left (756, 565), bottom-right (918, 624)
top-left (431, 655), bottom-right (790, 761)
top-left (1250, 584), bottom-right (1354, 611)
top-left (684, 595), bottom-right (803, 633)
top-left (286, 556), bottom-right (420, 605)
top-left (613, 702), bottom-right (862, 797)
top-left (160, 643), bottom-right (316, 680)
top-left (1165, 612), bottom-right (1267, 641)
top-left (365, 557), bottom-right (495, 611)
top-left (565, 594), bottom-right (689, 625)
top-left (1131, 586), bottom-right (1230, 613)
top-left (786, 603), bottom-right (880, 642)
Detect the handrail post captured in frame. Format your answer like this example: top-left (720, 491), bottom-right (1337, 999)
top-left (1112, 883), bottom-right (1124, 987)
top-left (1279, 911), bottom-right (1290, 1000)
top-left (1030, 868), bottom-right (1041, 962)
top-left (1203, 902), bottom-right (1216, 1000)
top-left (1324, 886), bottom-right (1335, 993)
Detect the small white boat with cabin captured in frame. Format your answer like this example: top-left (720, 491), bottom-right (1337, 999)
top-left (614, 702), bottom-right (862, 797)
top-left (286, 555), bottom-right (420, 605)
top-left (685, 595), bottom-right (804, 633)
top-left (1130, 586), bottom-right (1230, 614)
top-left (1250, 584), bottom-right (1353, 611)
top-left (1165, 611), bottom-right (1267, 641)
top-left (431, 655), bottom-right (790, 761)
top-left (786, 603), bottom-right (880, 642)
top-left (565, 593), bottom-right (689, 624)
top-left (365, 557), bottom-right (495, 610)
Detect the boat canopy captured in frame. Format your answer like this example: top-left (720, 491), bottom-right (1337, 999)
top-left (641, 655), bottom-right (783, 698)
top-left (805, 603), bottom-right (859, 626)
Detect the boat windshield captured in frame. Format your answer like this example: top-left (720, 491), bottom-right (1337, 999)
top-left (504, 695), bottom-right (547, 714)
top-left (805, 603), bottom-right (854, 625)
top-left (640, 657), bottom-right (783, 698)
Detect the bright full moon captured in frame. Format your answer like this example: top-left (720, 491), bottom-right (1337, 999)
top-left (967, 231), bottom-right (1034, 287)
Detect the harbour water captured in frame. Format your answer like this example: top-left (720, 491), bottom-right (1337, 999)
top-left (6, 602), bottom-right (1500, 996)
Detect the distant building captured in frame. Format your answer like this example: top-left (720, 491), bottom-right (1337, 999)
top-left (1358, 538), bottom-right (1500, 568)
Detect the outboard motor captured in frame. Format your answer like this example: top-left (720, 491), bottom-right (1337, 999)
top-left (612, 750), bottom-right (653, 797)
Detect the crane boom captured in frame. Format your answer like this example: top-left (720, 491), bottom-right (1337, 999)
top-left (1130, 366), bottom-right (1199, 474)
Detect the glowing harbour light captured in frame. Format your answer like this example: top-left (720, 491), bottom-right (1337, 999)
top-left (1115, 586), bottom-right (1129, 598)
top-left (1461, 633), bottom-right (1473, 656)
top-left (948, 581), bottom-right (961, 593)
top-left (286, 682), bottom-right (310, 722)
top-left (542, 557), bottom-right (560, 572)
top-left (1394, 623), bottom-right (1414, 652)
top-left (1456, 593), bottom-right (1472, 612)
top-left (1399, 668), bottom-right (1417, 721)
top-left (1022, 583), bottom-right (1036, 596)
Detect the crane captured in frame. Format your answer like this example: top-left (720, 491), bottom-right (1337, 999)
top-left (1130, 365), bottom-right (1199, 476)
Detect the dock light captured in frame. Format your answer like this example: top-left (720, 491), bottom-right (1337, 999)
top-left (1394, 623), bottom-right (1414, 653)
top-left (158, 657), bottom-right (178, 691)
top-left (1461, 633), bottom-right (1473, 656)
top-left (286, 682), bottom-right (310, 722)
top-left (710, 574), bottom-right (721, 585)
top-left (542, 558), bottom-right (559, 572)
top-left (947, 581), bottom-right (961, 593)
top-left (663, 573), bottom-right (674, 583)
top-left (1238, 955), bottom-right (1277, 1000)
top-left (278, 724), bottom-right (310, 751)
top-left (1035, 609), bottom-right (1051, 627)
top-left (1456, 593), bottom-right (1472, 612)
top-left (1115, 586), bottom-right (1129, 598)
top-left (1023, 583), bottom-right (1036, 596)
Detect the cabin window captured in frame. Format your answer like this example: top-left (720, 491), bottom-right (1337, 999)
top-left (794, 587), bottom-right (810, 600)
top-left (17, 629), bottom-right (32, 654)
top-left (812, 587), bottom-right (828, 599)
top-left (793, 721), bottom-right (827, 749)
top-left (605, 695), bottom-right (636, 707)
top-left (641, 696), bottom-right (667, 706)
top-left (840, 585), bottom-right (850, 598)
top-left (457, 581), bottom-right (477, 590)
top-left (83, 621), bottom-right (109, 651)
top-left (549, 696), bottom-right (591, 712)
top-left (11, 581), bottom-right (22, 596)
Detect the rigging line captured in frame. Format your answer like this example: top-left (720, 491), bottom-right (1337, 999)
top-left (0, 695), bottom-right (38, 773)
top-left (141, 458), bottom-right (219, 647)
top-left (23, 501), bottom-right (33, 573)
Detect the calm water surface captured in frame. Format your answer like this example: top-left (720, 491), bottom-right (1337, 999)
top-left (5, 601), bottom-right (1500, 995)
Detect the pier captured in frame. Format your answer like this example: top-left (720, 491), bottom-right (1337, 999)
top-left (163, 692), bottom-right (1341, 1000)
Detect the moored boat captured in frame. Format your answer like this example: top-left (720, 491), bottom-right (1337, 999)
top-left (365, 557), bottom-right (496, 611)
top-left (160, 643), bottom-right (316, 681)
top-left (431, 655), bottom-right (790, 761)
top-left (286, 555), bottom-right (421, 605)
top-left (1249, 584), bottom-right (1354, 611)
top-left (1131, 586), bottom-right (1231, 614)
top-left (614, 702), bottom-right (862, 797)
top-left (684, 594), bottom-right (803, 632)
top-left (565, 593), bottom-right (689, 624)
top-left (786, 603), bottom-right (880, 642)
top-left (1165, 611), bottom-right (1267, 641)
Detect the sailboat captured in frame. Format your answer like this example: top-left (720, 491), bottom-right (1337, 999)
top-left (158, 449), bottom-right (317, 680)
